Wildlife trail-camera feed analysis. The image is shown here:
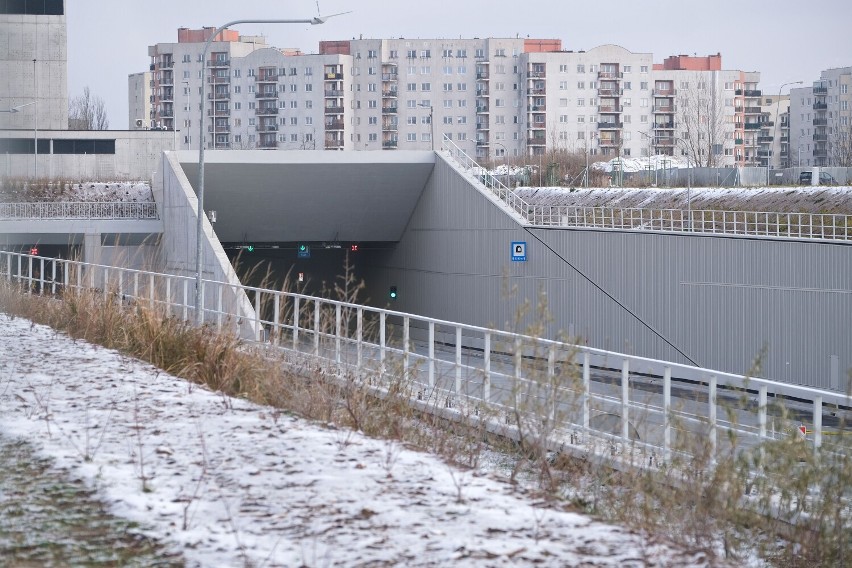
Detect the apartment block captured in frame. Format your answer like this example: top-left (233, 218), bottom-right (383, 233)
top-left (789, 67), bottom-right (852, 167)
top-left (0, 0), bottom-right (67, 130)
top-left (134, 31), bottom-right (758, 167)
top-left (128, 71), bottom-right (152, 130)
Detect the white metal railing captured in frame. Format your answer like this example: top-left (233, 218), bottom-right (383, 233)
top-left (3, 251), bottom-right (848, 471)
top-left (0, 201), bottom-right (159, 220)
top-left (439, 140), bottom-right (852, 242)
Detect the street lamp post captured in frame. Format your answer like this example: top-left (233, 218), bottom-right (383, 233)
top-left (771, 81), bottom-right (803, 182)
top-left (33, 59), bottom-right (37, 178)
top-left (194, 16), bottom-right (333, 325)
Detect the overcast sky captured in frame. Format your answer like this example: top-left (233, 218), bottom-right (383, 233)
top-left (66, 0), bottom-right (852, 129)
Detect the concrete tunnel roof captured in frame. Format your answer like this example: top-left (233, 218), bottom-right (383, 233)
top-left (177, 150), bottom-right (436, 243)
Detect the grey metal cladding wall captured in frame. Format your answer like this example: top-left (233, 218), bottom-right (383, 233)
top-left (375, 155), bottom-right (852, 389)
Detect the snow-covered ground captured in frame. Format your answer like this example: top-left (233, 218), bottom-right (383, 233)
top-left (0, 314), bottom-right (722, 567)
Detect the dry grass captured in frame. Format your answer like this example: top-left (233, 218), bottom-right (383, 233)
top-left (1, 277), bottom-right (850, 567)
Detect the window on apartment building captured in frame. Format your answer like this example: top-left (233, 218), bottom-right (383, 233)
top-left (388, 50), bottom-right (398, 59)
top-left (457, 66), bottom-right (466, 74)
top-left (475, 48), bottom-right (485, 58)
top-left (421, 115), bottom-right (430, 124)
top-left (289, 134), bottom-right (297, 142)
top-left (443, 116), bottom-right (453, 124)
top-left (681, 81), bottom-right (689, 89)
top-left (304, 67), bottom-right (313, 76)
top-left (422, 133), bottom-right (432, 142)
top-left (368, 83), bottom-right (377, 92)
top-left (421, 66), bottom-right (431, 74)
top-left (234, 102), bottom-right (241, 110)
top-left (640, 82), bottom-right (648, 90)
top-left (183, 70), bottom-right (190, 79)
top-left (368, 67), bottom-right (377, 75)
top-left (441, 65), bottom-right (451, 75)
top-left (457, 83), bottom-right (467, 91)
top-left (577, 82), bottom-right (585, 90)
top-left (457, 49), bottom-right (467, 58)
top-left (290, 84), bottom-right (297, 92)
top-left (576, 64), bottom-right (585, 73)
top-left (623, 115), bottom-right (631, 123)
top-left (589, 64), bottom-right (597, 73)
top-left (407, 116), bottom-right (417, 125)
top-left (623, 65), bottom-right (631, 73)
top-left (407, 82), bottom-right (416, 91)
top-left (557, 64), bottom-right (567, 72)
top-left (577, 99), bottom-right (585, 106)
top-left (443, 83), bottom-right (453, 91)
top-left (290, 117), bottom-right (298, 125)
top-left (443, 100), bottom-right (452, 108)
top-left (559, 115), bottom-right (568, 123)
top-left (369, 116), bottom-right (378, 125)
top-left (407, 50), bottom-right (417, 58)
top-left (623, 98), bottom-right (631, 106)
top-left (495, 99), bottom-right (504, 107)
top-left (458, 99), bottom-right (466, 107)
top-left (248, 118), bottom-right (256, 126)
top-left (367, 49), bottom-right (377, 59)
top-left (421, 50), bottom-right (431, 58)
top-left (624, 82), bottom-right (631, 90)
top-left (407, 133), bottom-right (417, 141)
top-left (495, 64), bottom-right (506, 74)
top-left (640, 65), bottom-right (649, 73)
top-left (305, 100), bottom-right (312, 109)
top-left (248, 102), bottom-right (255, 109)
top-left (407, 100), bottom-right (417, 108)
top-left (305, 84), bottom-right (313, 92)
top-left (421, 83), bottom-right (431, 91)
top-left (577, 131), bottom-right (585, 139)
top-left (457, 116), bottom-right (467, 125)
top-left (368, 100), bottom-right (378, 108)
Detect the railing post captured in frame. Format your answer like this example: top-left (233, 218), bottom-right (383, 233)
top-left (335, 304), bottom-right (342, 363)
top-left (403, 315), bottom-right (410, 378)
top-left (758, 385), bottom-right (768, 441)
top-left (582, 352), bottom-right (590, 433)
top-left (313, 299), bottom-right (320, 356)
top-left (547, 345), bottom-right (556, 423)
top-left (379, 311), bottom-right (386, 367)
top-left (38, 257), bottom-right (44, 294)
top-left (455, 326), bottom-right (463, 395)
top-left (273, 293), bottom-right (280, 346)
top-left (664, 366), bottom-right (671, 463)
top-left (483, 331), bottom-right (491, 403)
top-left (50, 258), bottom-right (56, 295)
top-left (621, 358), bottom-right (630, 445)
top-left (293, 296), bottom-right (300, 350)
top-left (813, 396), bottom-right (823, 453)
top-left (428, 321), bottom-right (435, 389)
top-left (356, 307), bottom-right (363, 368)
top-left (254, 289), bottom-right (262, 342)
top-left (708, 375), bottom-right (717, 460)
top-left (216, 284), bottom-right (223, 330)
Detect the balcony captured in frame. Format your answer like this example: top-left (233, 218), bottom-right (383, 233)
top-left (653, 122), bottom-right (675, 129)
top-left (381, 107), bottom-right (398, 114)
top-left (255, 91), bottom-right (278, 99)
top-left (813, 133), bottom-right (828, 141)
top-left (744, 123), bottom-right (761, 130)
top-left (324, 105), bottom-right (344, 114)
top-left (814, 118), bottom-right (828, 126)
top-left (653, 106), bottom-right (675, 114)
top-left (528, 88), bottom-right (545, 95)
top-left (325, 119), bottom-right (344, 130)
top-left (257, 124), bottom-right (277, 132)
top-left (255, 107), bottom-right (279, 115)
top-left (208, 59), bottom-right (230, 68)
top-left (813, 103), bottom-right (828, 110)
top-left (381, 73), bottom-right (397, 81)
top-left (476, 89), bottom-right (489, 97)
top-left (208, 125), bottom-right (231, 133)
top-left (813, 86), bottom-right (828, 95)
top-left (324, 89), bottom-right (344, 97)
top-left (255, 73), bottom-right (277, 82)
top-left (159, 109), bottom-right (174, 118)
top-left (757, 136), bottom-right (773, 144)
top-left (324, 72), bottom-right (343, 80)
top-left (652, 88), bottom-right (676, 96)
top-left (526, 71), bottom-right (546, 78)
top-left (382, 140), bottom-right (398, 148)
top-left (476, 140), bottom-right (489, 147)
top-left (527, 138), bottom-right (546, 146)
top-left (598, 122), bottom-right (623, 129)
top-left (382, 89), bottom-right (398, 98)
top-left (598, 88), bottom-right (620, 97)
top-left (207, 106), bottom-right (230, 116)
top-left (476, 121), bottom-right (489, 130)
top-left (207, 75), bottom-right (230, 84)
top-left (598, 71), bottom-right (619, 79)
top-left (744, 107), bottom-right (762, 114)
top-left (528, 105), bottom-right (546, 112)
top-left (743, 89), bottom-right (761, 97)
top-left (757, 150), bottom-right (771, 157)
top-left (476, 72), bottom-right (489, 79)
top-left (598, 105), bottom-right (620, 113)
top-left (160, 74), bottom-right (174, 86)
top-left (258, 139), bottom-right (277, 149)
top-left (476, 105), bottom-right (489, 113)
top-left (325, 139), bottom-right (344, 148)
top-left (735, 138), bottom-right (744, 145)
top-left (160, 91), bottom-right (174, 102)
top-left (654, 138), bottom-right (674, 146)
top-left (814, 147), bottom-right (828, 157)
top-left (599, 138), bottom-right (621, 147)
top-left (159, 59), bottom-right (174, 69)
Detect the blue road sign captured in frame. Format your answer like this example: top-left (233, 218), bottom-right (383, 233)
top-left (511, 241), bottom-right (527, 262)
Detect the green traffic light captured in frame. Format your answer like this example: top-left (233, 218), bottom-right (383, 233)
top-left (299, 244), bottom-right (306, 252)
top-left (389, 286), bottom-right (398, 299)
top-left (247, 245), bottom-right (254, 252)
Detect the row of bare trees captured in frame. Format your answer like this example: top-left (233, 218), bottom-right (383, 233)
top-left (68, 86), bottom-right (108, 130)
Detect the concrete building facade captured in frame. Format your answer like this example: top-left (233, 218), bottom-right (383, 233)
top-left (790, 67), bottom-right (852, 168)
top-left (136, 31), bottom-right (760, 167)
top-left (0, 0), bottom-right (67, 131)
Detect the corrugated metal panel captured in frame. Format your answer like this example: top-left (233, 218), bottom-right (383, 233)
top-left (369, 155), bottom-right (852, 391)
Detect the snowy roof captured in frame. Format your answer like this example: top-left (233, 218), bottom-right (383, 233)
top-left (0, 314), bottom-right (716, 567)
top-left (0, 181), bottom-right (153, 203)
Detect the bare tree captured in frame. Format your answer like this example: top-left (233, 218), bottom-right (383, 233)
top-left (676, 73), bottom-right (727, 167)
top-left (829, 121), bottom-right (852, 166)
top-left (68, 86), bottom-right (109, 130)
